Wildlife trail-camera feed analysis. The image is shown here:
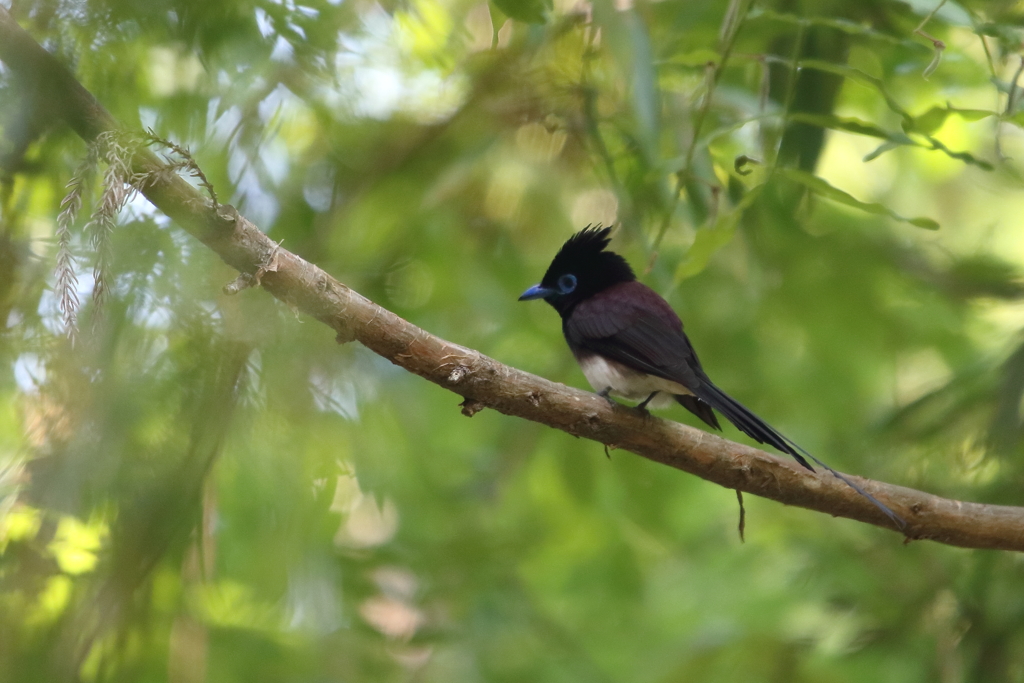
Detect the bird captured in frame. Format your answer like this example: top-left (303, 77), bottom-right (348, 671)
top-left (519, 225), bottom-right (903, 528)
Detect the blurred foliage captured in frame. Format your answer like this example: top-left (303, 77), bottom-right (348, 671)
top-left (3, 0), bottom-right (1024, 680)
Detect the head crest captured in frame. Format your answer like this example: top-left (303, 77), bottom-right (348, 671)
top-left (545, 225), bottom-right (633, 281)
top-left (538, 224), bottom-right (635, 301)
top-left (557, 225), bottom-right (614, 259)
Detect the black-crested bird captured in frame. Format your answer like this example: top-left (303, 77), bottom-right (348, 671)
top-left (519, 226), bottom-right (903, 528)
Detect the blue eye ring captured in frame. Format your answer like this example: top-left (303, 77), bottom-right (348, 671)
top-left (557, 274), bottom-right (577, 294)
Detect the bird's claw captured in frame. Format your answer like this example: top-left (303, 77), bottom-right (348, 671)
top-left (635, 392), bottom-right (658, 414)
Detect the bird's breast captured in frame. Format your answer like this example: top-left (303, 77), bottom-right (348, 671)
top-left (575, 352), bottom-right (693, 408)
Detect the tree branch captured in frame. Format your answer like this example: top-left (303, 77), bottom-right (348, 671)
top-left (3, 7), bottom-right (1023, 552)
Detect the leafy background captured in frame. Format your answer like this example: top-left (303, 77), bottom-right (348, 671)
top-left (3, 0), bottom-right (1024, 680)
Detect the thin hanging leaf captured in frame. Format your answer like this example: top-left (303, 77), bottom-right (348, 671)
top-left (748, 9), bottom-right (911, 46)
top-left (788, 112), bottom-right (914, 142)
top-left (784, 58), bottom-right (916, 128)
top-left (593, 0), bottom-right (660, 164)
top-left (863, 140), bottom-right (903, 161)
top-left (675, 184), bottom-right (764, 281)
top-left (778, 168), bottom-right (939, 229)
top-left (623, 10), bottom-right (659, 164)
top-left (924, 136), bottom-right (994, 170)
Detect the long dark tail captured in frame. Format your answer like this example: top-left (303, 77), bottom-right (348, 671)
top-left (675, 395), bottom-right (721, 431)
top-left (694, 381), bottom-right (906, 530)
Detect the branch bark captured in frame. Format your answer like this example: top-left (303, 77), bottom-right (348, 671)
top-left (3, 7), bottom-right (1023, 552)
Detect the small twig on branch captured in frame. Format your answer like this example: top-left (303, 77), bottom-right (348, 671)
top-left (460, 398), bottom-right (485, 417)
top-left (3, 6), bottom-right (1024, 552)
top-left (223, 238), bottom-right (283, 294)
top-left (736, 490), bottom-right (746, 543)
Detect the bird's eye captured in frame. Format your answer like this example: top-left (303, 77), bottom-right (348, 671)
top-left (557, 274), bottom-right (577, 294)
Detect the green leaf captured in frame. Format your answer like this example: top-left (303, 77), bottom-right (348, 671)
top-left (863, 140), bottom-right (902, 161)
top-left (924, 136), bottom-right (994, 171)
top-left (910, 106), bottom-right (998, 135)
top-left (674, 185), bottom-right (764, 281)
top-left (778, 168), bottom-right (939, 229)
top-left (624, 10), bottom-right (659, 163)
top-left (748, 8), bottom-right (911, 46)
top-left (489, 0), bottom-right (549, 24)
top-left (913, 106), bottom-right (952, 135)
top-left (787, 112), bottom-right (913, 142)
top-left (789, 58), bottom-right (915, 128)
top-left (593, 1), bottom-right (659, 163)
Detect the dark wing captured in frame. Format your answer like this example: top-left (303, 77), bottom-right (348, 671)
top-left (565, 282), bottom-right (720, 429)
top-left (565, 282), bottom-right (708, 389)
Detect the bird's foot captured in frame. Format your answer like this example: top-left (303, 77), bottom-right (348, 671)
top-left (597, 387), bottom-right (618, 407)
top-left (635, 392), bottom-right (659, 415)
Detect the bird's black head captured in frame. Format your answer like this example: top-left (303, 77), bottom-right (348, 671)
top-left (519, 226), bottom-right (636, 316)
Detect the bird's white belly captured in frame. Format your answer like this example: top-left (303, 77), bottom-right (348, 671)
top-left (577, 355), bottom-right (693, 409)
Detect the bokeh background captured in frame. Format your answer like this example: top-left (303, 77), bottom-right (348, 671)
top-left (3, 0), bottom-right (1024, 680)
